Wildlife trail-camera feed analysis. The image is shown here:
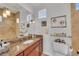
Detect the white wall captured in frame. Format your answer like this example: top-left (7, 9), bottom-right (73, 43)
top-left (22, 4), bottom-right (72, 56)
top-left (19, 9), bottom-right (30, 34)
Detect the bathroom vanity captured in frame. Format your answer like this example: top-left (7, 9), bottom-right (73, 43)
top-left (0, 35), bottom-right (43, 56)
top-left (16, 37), bottom-right (43, 56)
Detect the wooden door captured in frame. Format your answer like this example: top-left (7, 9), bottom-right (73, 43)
top-left (71, 4), bottom-right (79, 55)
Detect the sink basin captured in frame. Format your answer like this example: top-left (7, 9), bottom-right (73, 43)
top-left (2, 43), bottom-right (10, 47)
top-left (0, 46), bottom-right (9, 54)
top-left (23, 40), bottom-right (34, 44)
top-left (0, 43), bottom-right (10, 54)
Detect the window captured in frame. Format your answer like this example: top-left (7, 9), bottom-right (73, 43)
top-left (38, 9), bottom-right (47, 19)
top-left (76, 3), bottom-right (79, 10)
top-left (0, 16), bottom-right (2, 22)
top-left (27, 15), bottom-right (32, 22)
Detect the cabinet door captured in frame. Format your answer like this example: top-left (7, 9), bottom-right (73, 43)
top-left (28, 46), bottom-right (40, 56)
top-left (24, 41), bottom-right (39, 56)
top-left (28, 40), bottom-right (43, 56)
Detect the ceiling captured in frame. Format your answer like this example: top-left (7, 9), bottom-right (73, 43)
top-left (0, 3), bottom-right (33, 13)
top-left (0, 3), bottom-right (57, 15)
top-left (0, 3), bottom-right (51, 13)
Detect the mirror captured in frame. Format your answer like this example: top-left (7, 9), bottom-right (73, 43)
top-left (0, 16), bottom-right (2, 23)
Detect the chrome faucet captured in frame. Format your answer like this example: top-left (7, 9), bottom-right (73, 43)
top-left (0, 40), bottom-right (3, 47)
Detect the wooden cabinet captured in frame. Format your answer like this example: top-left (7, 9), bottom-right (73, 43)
top-left (29, 49), bottom-right (39, 56)
top-left (16, 38), bottom-right (43, 56)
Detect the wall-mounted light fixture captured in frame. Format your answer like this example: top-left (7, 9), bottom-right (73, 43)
top-left (27, 14), bottom-right (35, 24)
top-left (29, 21), bottom-right (32, 24)
top-left (29, 20), bottom-right (35, 24)
top-left (5, 10), bottom-right (11, 16)
top-left (3, 13), bottom-right (7, 18)
top-left (16, 18), bottom-right (19, 23)
top-left (2, 8), bottom-right (11, 18)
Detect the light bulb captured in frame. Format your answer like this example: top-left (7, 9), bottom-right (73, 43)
top-left (16, 18), bottom-right (19, 23)
top-left (29, 21), bottom-right (32, 24)
top-left (3, 13), bottom-right (7, 18)
top-left (5, 10), bottom-right (10, 16)
top-left (32, 21), bottom-right (35, 24)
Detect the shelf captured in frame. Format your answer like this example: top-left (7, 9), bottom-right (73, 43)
top-left (50, 34), bottom-right (72, 38)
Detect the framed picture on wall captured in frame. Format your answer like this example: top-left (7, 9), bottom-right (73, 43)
top-left (51, 15), bottom-right (67, 28)
top-left (41, 21), bottom-right (47, 27)
top-left (27, 23), bottom-right (30, 28)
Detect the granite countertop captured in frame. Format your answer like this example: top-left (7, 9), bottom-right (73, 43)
top-left (0, 37), bottom-right (41, 56)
